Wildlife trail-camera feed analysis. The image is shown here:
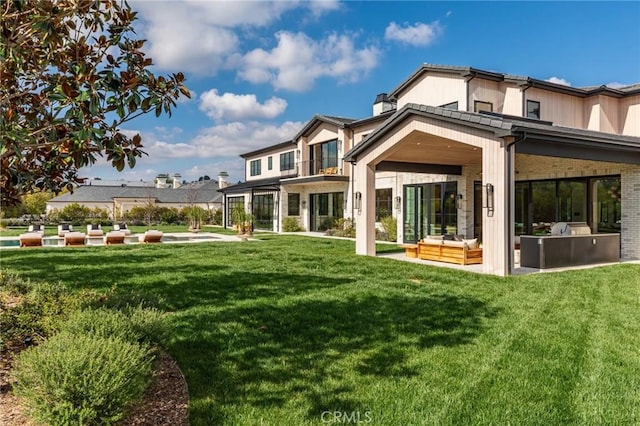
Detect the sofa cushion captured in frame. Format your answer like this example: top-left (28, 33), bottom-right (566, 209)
top-left (442, 240), bottom-right (465, 248)
top-left (463, 238), bottom-right (479, 250)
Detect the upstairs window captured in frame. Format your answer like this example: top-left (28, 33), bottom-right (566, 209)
top-left (527, 100), bottom-right (541, 119)
top-left (280, 151), bottom-right (295, 171)
top-left (267, 156), bottom-right (273, 171)
top-left (474, 101), bottom-right (493, 113)
top-left (440, 101), bottom-right (459, 110)
top-left (250, 159), bottom-right (261, 176)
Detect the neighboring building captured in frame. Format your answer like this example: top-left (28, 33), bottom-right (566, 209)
top-left (47, 178), bottom-right (223, 219)
top-left (220, 63), bottom-right (640, 276)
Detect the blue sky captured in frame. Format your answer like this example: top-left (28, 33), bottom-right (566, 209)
top-left (85, 1), bottom-right (640, 185)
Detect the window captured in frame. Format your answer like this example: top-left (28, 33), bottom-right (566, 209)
top-left (288, 193), bottom-right (300, 216)
top-left (375, 188), bottom-right (393, 220)
top-left (526, 100), bottom-right (540, 119)
top-left (440, 101), bottom-right (459, 110)
top-left (474, 101), bottom-right (493, 113)
top-left (280, 151), bottom-right (295, 171)
top-left (227, 196), bottom-right (244, 227)
top-left (267, 156), bottom-right (273, 171)
top-left (310, 140), bottom-right (338, 174)
top-left (250, 159), bottom-right (261, 176)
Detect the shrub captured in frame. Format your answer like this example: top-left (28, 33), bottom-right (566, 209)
top-left (282, 216), bottom-right (303, 232)
top-left (14, 332), bottom-right (152, 426)
top-left (380, 215), bottom-right (398, 242)
top-left (325, 218), bottom-right (355, 238)
top-left (0, 272), bottom-right (94, 350)
top-left (59, 306), bottom-right (170, 346)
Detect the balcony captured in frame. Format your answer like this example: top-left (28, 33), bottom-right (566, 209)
top-left (298, 160), bottom-right (344, 177)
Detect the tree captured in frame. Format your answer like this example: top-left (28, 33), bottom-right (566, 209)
top-left (1, 1), bottom-right (190, 206)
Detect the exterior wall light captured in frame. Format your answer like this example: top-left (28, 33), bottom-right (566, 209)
top-left (484, 184), bottom-right (494, 217)
top-left (395, 196), bottom-right (402, 211)
top-left (354, 191), bottom-right (362, 213)
top-left (456, 194), bottom-right (463, 209)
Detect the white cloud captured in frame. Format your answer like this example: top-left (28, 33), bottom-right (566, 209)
top-left (134, 1), bottom-right (342, 75)
top-left (546, 76), bottom-right (572, 86)
top-left (188, 120), bottom-right (303, 156)
top-left (605, 82), bottom-right (628, 89)
top-left (199, 90), bottom-right (288, 121)
top-left (239, 31), bottom-right (380, 91)
top-left (384, 21), bottom-right (443, 47)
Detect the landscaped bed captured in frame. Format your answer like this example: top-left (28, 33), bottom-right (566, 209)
top-left (1, 234), bottom-right (639, 425)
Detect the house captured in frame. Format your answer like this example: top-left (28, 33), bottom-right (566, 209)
top-left (220, 63), bottom-right (640, 276)
top-left (47, 178), bottom-right (223, 219)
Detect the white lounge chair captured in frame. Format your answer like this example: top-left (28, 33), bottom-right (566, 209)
top-left (57, 224), bottom-right (73, 237)
top-left (86, 224), bottom-right (104, 237)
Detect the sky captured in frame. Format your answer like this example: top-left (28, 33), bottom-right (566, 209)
top-left (83, 0), bottom-right (640, 185)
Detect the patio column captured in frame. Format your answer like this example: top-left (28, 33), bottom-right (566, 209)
top-left (354, 162), bottom-right (376, 256)
top-left (482, 141), bottom-right (512, 276)
top-left (621, 166), bottom-right (640, 260)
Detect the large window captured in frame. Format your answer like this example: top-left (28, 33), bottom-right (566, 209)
top-left (310, 192), bottom-right (344, 231)
top-left (594, 177), bottom-right (621, 233)
top-left (250, 159), bottom-right (261, 176)
top-left (310, 140), bottom-right (338, 174)
top-left (227, 196), bottom-right (244, 227)
top-left (375, 188), bottom-right (392, 220)
top-left (288, 193), bottom-right (300, 216)
top-left (280, 151), bottom-right (295, 171)
top-left (526, 100), bottom-right (540, 119)
top-left (253, 193), bottom-right (274, 230)
top-left (403, 182), bottom-right (458, 243)
top-left (474, 101), bottom-right (493, 113)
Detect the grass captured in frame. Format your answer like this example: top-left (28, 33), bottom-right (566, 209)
top-left (1, 235), bottom-right (639, 425)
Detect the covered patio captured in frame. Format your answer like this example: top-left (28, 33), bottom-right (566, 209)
top-left (344, 104), bottom-right (640, 276)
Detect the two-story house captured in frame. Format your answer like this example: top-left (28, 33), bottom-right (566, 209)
top-left (220, 63), bottom-right (640, 276)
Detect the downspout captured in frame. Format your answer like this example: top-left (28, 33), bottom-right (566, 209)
top-left (521, 81), bottom-right (533, 116)
top-left (465, 71), bottom-right (477, 111)
top-left (505, 131), bottom-right (528, 274)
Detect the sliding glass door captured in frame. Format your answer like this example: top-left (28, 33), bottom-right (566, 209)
top-left (403, 182), bottom-right (458, 243)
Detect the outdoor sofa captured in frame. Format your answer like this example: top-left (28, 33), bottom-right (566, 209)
top-left (414, 235), bottom-right (483, 265)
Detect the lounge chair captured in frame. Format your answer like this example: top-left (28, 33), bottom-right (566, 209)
top-left (104, 231), bottom-right (126, 245)
top-left (86, 224), bottom-right (104, 237)
top-left (113, 223), bottom-right (132, 235)
top-left (19, 232), bottom-right (43, 247)
top-left (28, 224), bottom-right (45, 234)
top-left (58, 224), bottom-right (73, 237)
top-left (64, 232), bottom-right (86, 246)
top-left (138, 230), bottom-right (163, 243)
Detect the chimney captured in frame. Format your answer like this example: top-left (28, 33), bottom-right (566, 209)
top-left (372, 93), bottom-right (396, 116)
top-left (172, 173), bottom-right (182, 189)
top-left (218, 171), bottom-right (229, 189)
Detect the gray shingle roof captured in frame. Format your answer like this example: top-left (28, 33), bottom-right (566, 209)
top-left (344, 103), bottom-right (640, 163)
top-left (49, 182), bottom-right (223, 205)
top-left (389, 63), bottom-right (640, 99)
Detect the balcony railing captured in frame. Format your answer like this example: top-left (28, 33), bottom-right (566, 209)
top-left (297, 160), bottom-right (343, 176)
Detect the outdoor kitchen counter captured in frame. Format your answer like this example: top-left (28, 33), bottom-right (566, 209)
top-left (520, 233), bottom-right (620, 269)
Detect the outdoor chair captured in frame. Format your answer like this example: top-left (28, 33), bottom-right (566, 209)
top-left (104, 231), bottom-right (126, 245)
top-left (28, 224), bottom-right (45, 234)
top-left (19, 232), bottom-right (43, 247)
top-left (86, 224), bottom-right (104, 237)
top-left (64, 232), bottom-right (86, 246)
top-left (138, 230), bottom-right (163, 243)
top-left (57, 224), bottom-right (73, 237)
top-left (113, 223), bottom-right (132, 235)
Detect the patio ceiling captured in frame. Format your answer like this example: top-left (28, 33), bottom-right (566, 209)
top-left (381, 130), bottom-right (483, 166)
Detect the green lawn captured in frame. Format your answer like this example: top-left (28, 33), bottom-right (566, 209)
top-left (2, 235), bottom-right (639, 425)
